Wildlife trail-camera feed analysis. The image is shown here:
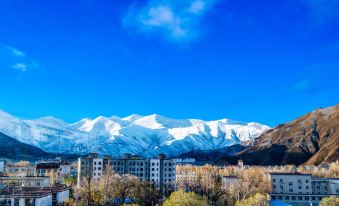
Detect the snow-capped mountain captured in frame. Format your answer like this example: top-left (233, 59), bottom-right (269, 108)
top-left (0, 110), bottom-right (270, 157)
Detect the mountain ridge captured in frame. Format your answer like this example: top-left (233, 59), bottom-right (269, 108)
top-left (212, 104), bottom-right (339, 165)
top-left (0, 110), bottom-right (269, 157)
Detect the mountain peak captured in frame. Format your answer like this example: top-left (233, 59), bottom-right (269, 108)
top-left (122, 114), bottom-right (144, 121)
top-left (0, 109), bottom-right (270, 157)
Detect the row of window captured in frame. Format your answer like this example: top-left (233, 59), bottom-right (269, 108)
top-left (273, 185), bottom-right (310, 190)
top-left (271, 195), bottom-right (324, 201)
top-left (272, 179), bottom-right (309, 183)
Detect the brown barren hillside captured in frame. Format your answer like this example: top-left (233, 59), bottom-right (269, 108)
top-left (235, 104), bottom-right (339, 165)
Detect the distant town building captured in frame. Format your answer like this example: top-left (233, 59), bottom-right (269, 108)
top-left (238, 160), bottom-right (244, 168)
top-left (176, 170), bottom-right (197, 191)
top-left (5, 161), bottom-right (36, 177)
top-left (269, 172), bottom-right (339, 206)
top-left (0, 176), bottom-right (50, 187)
top-left (0, 185), bottom-right (69, 206)
top-left (36, 162), bottom-right (61, 184)
top-left (174, 158), bottom-right (196, 165)
top-left (221, 176), bottom-right (240, 189)
top-left (0, 161), bottom-right (4, 174)
top-left (57, 161), bottom-right (71, 178)
top-left (77, 153), bottom-right (176, 193)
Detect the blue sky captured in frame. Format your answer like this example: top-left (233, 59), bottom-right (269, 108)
top-left (0, 0), bottom-right (338, 126)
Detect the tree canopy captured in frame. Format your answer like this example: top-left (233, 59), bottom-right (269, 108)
top-left (163, 190), bottom-right (209, 206)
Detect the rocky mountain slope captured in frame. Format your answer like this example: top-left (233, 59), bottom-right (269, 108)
top-left (0, 132), bottom-right (48, 159)
top-left (0, 110), bottom-right (269, 157)
top-left (218, 105), bottom-right (339, 165)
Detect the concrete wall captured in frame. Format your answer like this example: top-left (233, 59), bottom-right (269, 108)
top-left (0, 161), bottom-right (4, 173)
top-left (56, 190), bottom-right (70, 204)
top-left (35, 195), bottom-right (52, 206)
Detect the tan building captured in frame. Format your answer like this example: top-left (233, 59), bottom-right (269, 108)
top-left (5, 161), bottom-right (36, 177)
top-left (36, 162), bottom-right (61, 184)
top-left (0, 176), bottom-right (50, 187)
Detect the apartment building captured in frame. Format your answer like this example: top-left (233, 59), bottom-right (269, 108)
top-left (77, 153), bottom-right (176, 193)
top-left (77, 153), bottom-right (104, 185)
top-left (221, 176), bottom-right (240, 189)
top-left (5, 161), bottom-right (36, 177)
top-left (0, 185), bottom-right (69, 206)
top-left (0, 161), bottom-right (4, 174)
top-left (0, 176), bottom-right (50, 187)
top-left (36, 162), bottom-right (61, 184)
top-left (269, 172), bottom-right (339, 206)
top-left (312, 178), bottom-right (339, 195)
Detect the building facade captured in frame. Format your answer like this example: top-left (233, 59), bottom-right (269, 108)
top-left (269, 172), bottom-right (339, 206)
top-left (5, 162), bottom-right (36, 177)
top-left (77, 153), bottom-right (176, 193)
top-left (0, 176), bottom-right (50, 187)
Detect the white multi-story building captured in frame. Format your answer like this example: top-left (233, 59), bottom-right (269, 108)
top-left (269, 172), bottom-right (339, 206)
top-left (77, 153), bottom-right (176, 193)
top-left (77, 153), bottom-right (104, 185)
top-left (0, 161), bottom-right (4, 174)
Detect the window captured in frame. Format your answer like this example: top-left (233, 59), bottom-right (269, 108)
top-left (305, 196), bottom-right (309, 200)
top-left (292, 196), bottom-right (296, 200)
top-left (299, 186), bottom-right (302, 189)
top-left (285, 196), bottom-right (289, 200)
top-left (298, 196), bottom-right (302, 200)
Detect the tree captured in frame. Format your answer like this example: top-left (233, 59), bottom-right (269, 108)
top-left (190, 168), bottom-right (227, 206)
top-left (64, 177), bottom-right (77, 187)
top-left (133, 181), bottom-right (162, 206)
top-left (320, 196), bottom-right (339, 206)
top-left (235, 193), bottom-right (268, 206)
top-left (73, 176), bottom-right (97, 206)
top-left (163, 190), bottom-right (209, 206)
top-left (113, 174), bottom-right (139, 204)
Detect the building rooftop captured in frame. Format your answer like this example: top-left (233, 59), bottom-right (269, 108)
top-left (36, 162), bottom-right (60, 169)
top-left (269, 172), bottom-right (312, 176)
top-left (222, 176), bottom-right (239, 178)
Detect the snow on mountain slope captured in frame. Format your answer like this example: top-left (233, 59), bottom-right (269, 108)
top-left (0, 110), bottom-right (270, 157)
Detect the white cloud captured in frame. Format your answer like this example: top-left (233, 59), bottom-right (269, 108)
top-left (0, 45), bottom-right (39, 72)
top-left (13, 63), bottom-right (27, 72)
top-left (12, 48), bottom-right (25, 57)
top-left (123, 0), bottom-right (222, 42)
